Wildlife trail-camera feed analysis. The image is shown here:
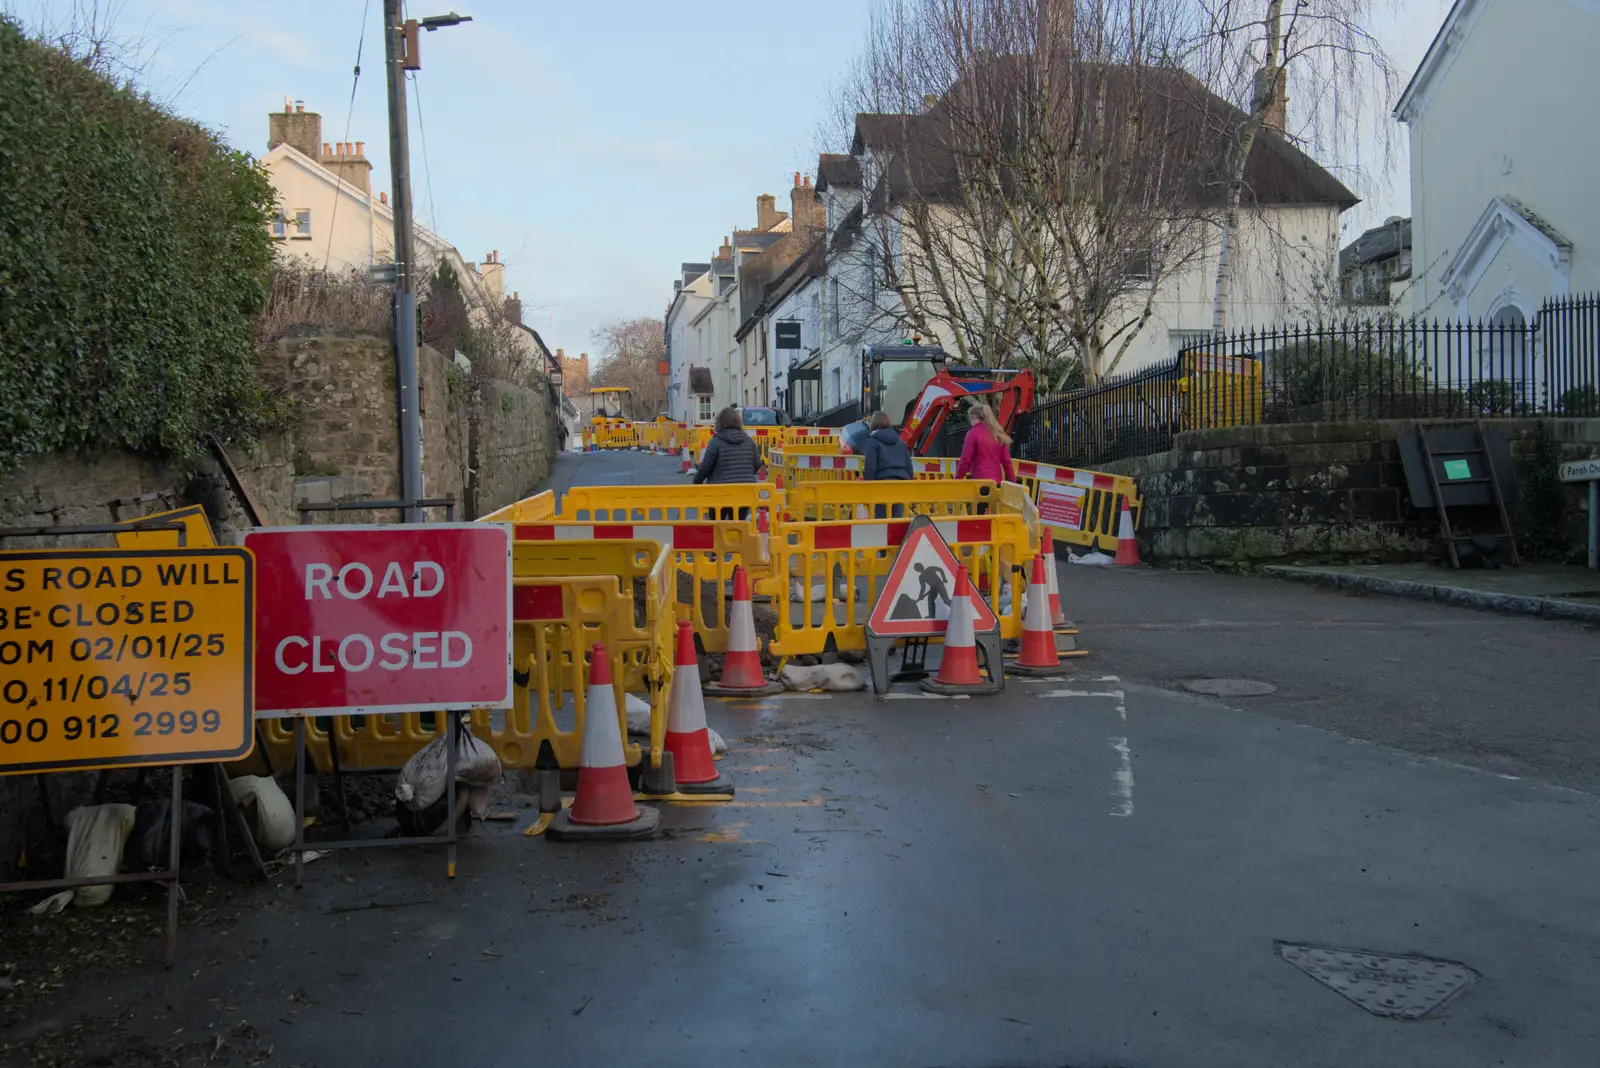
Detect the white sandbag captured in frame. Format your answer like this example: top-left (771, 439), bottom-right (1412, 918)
top-left (228, 775), bottom-right (296, 852)
top-left (1069, 550), bottom-right (1115, 567)
top-left (708, 727), bottom-right (727, 755)
top-left (789, 579), bottom-right (850, 602)
top-left (464, 785), bottom-right (494, 821)
top-left (780, 663), bottom-right (868, 692)
top-left (624, 693), bottom-right (652, 735)
top-left (395, 721), bottom-right (503, 811)
top-left (30, 804), bottom-right (137, 914)
top-left (781, 663), bottom-right (826, 690)
top-left (817, 663), bottom-right (868, 691)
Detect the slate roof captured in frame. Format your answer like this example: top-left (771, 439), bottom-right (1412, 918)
top-left (855, 61), bottom-right (1358, 211)
top-left (1340, 218), bottom-right (1411, 273)
top-left (816, 153), bottom-right (861, 191)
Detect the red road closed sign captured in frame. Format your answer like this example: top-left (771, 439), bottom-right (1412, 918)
top-left (244, 524), bottom-right (512, 718)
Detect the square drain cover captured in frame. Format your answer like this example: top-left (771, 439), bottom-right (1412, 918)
top-left (1276, 942), bottom-right (1476, 1019)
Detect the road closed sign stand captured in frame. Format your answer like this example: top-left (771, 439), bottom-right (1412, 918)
top-left (863, 515), bottom-right (1002, 696)
top-left (0, 518), bottom-right (256, 964)
top-left (1557, 458), bottom-right (1600, 569)
top-left (242, 523), bottom-right (512, 882)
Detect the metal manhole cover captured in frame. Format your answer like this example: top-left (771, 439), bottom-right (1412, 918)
top-left (1276, 942), bottom-right (1477, 1019)
top-left (1182, 677), bottom-right (1277, 697)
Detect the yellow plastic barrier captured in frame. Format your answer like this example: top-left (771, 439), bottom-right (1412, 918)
top-left (768, 448), bottom-right (861, 487)
top-left (747, 425), bottom-right (785, 466)
top-left (776, 440), bottom-right (846, 458)
top-left (786, 479), bottom-right (1003, 521)
top-left (113, 504), bottom-right (217, 549)
top-left (1013, 459), bottom-right (1142, 554)
top-left (478, 490), bottom-right (556, 524)
top-left (256, 540), bottom-right (675, 776)
top-left (510, 519), bottom-right (768, 653)
top-left (637, 420), bottom-right (684, 452)
top-left (784, 427), bottom-right (842, 447)
top-left (588, 421), bottom-right (640, 450)
top-left (767, 512), bottom-right (1036, 657)
top-left (911, 456), bottom-right (961, 479)
top-left (560, 483), bottom-right (778, 523)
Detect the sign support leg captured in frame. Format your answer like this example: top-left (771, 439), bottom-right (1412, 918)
top-left (1590, 480), bottom-right (1598, 570)
top-left (293, 718), bottom-right (306, 890)
top-left (163, 765), bottom-right (182, 967)
top-left (326, 722), bottom-right (351, 836)
top-left (445, 712), bottom-right (458, 879)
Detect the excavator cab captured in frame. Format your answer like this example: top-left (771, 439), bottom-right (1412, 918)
top-left (841, 343), bottom-right (947, 454)
top-left (841, 342), bottom-right (1036, 458)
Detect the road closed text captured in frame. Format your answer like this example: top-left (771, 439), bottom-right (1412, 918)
top-left (245, 525), bottom-right (513, 716)
top-left (270, 559), bottom-right (473, 675)
top-left (273, 630), bottom-right (474, 674)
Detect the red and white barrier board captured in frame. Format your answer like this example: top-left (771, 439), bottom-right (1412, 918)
top-left (244, 524), bottom-right (512, 718)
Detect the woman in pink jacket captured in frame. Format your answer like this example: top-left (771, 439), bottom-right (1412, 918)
top-left (956, 401), bottom-right (1016, 484)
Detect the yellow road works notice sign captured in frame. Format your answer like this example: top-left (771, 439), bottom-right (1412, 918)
top-left (0, 548), bottom-right (254, 775)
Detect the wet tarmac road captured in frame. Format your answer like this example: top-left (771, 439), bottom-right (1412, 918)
top-left (7, 449), bottom-right (1598, 1068)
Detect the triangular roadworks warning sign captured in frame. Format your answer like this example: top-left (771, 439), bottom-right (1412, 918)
top-left (867, 514), bottom-right (999, 638)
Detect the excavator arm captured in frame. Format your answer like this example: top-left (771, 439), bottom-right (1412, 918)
top-left (901, 368), bottom-right (1036, 456)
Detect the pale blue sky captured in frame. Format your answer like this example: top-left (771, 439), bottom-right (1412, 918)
top-left (10, 0), bottom-right (1449, 358)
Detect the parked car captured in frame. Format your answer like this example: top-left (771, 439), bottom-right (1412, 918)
top-left (738, 406), bottom-right (789, 427)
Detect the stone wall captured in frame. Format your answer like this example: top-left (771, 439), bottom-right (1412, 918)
top-left (263, 333), bottom-right (554, 519)
top-left (468, 378), bottom-right (557, 518)
top-left (261, 333), bottom-right (469, 517)
top-left (1106, 419), bottom-right (1600, 568)
top-left (0, 434), bottom-right (294, 879)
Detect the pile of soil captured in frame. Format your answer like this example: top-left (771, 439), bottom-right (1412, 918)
top-left (315, 772), bottom-right (395, 825)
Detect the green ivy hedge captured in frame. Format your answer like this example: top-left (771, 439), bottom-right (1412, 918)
top-left (0, 18), bottom-right (278, 472)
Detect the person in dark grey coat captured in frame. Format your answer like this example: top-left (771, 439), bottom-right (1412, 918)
top-left (863, 411), bottom-right (913, 481)
top-left (863, 411), bottom-right (912, 518)
top-left (694, 407), bottom-right (762, 485)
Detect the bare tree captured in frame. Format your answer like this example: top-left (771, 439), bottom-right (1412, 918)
top-left (1184, 0), bottom-right (1402, 332)
top-left (837, 0), bottom-right (1223, 385)
top-left (591, 317), bottom-right (668, 419)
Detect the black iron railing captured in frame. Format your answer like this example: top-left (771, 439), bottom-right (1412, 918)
top-left (1022, 294), bottom-right (1600, 469)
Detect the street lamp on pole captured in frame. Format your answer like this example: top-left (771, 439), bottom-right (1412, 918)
top-left (383, 2), bottom-right (471, 523)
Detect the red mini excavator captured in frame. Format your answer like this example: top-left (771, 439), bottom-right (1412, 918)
top-left (837, 343), bottom-right (1036, 457)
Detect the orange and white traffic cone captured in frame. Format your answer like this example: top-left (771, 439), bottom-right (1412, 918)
top-left (1041, 529), bottom-right (1080, 647)
top-left (1009, 555), bottom-right (1078, 675)
top-left (661, 622), bottom-right (734, 796)
top-left (1042, 528), bottom-right (1067, 628)
top-left (921, 568), bottom-right (1001, 695)
top-left (679, 446), bottom-right (694, 474)
top-left (704, 566), bottom-right (783, 697)
top-left (547, 644), bottom-right (660, 841)
top-left (1113, 497), bottom-right (1142, 566)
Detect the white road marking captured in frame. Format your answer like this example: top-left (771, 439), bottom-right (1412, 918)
top-left (882, 692), bottom-right (971, 700)
top-left (1019, 674), bottom-right (1121, 685)
top-left (1042, 689), bottom-right (1125, 699)
top-left (1109, 736), bottom-right (1134, 817)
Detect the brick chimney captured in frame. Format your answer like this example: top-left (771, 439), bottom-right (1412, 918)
top-left (1255, 66), bottom-right (1288, 132)
top-left (321, 139), bottom-right (372, 193)
top-left (791, 174), bottom-right (823, 238)
top-left (267, 97), bottom-right (321, 159)
top-left (479, 251), bottom-right (504, 306)
top-left (503, 289), bottom-right (522, 324)
top-left (717, 236), bottom-right (732, 261)
top-left (756, 193), bottom-right (787, 232)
